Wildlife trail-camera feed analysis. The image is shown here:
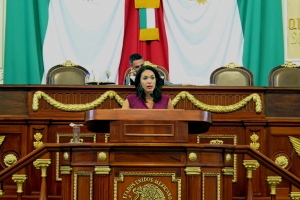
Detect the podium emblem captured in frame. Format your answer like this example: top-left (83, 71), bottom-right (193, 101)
top-left (114, 172), bottom-right (181, 200)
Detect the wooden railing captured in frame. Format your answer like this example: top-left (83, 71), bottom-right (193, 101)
top-left (0, 143), bottom-right (299, 200)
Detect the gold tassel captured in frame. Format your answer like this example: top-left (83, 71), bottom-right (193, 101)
top-left (140, 28), bottom-right (159, 41)
top-left (135, 0), bottom-right (160, 8)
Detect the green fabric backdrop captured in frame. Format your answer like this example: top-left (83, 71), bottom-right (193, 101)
top-left (237, 0), bottom-right (284, 86)
top-left (4, 0), bottom-right (49, 84)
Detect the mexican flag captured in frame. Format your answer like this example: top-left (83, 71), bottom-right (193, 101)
top-left (3, 0), bottom-right (284, 86)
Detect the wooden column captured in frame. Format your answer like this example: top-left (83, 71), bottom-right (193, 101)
top-left (185, 167), bottom-right (201, 200)
top-left (289, 192), bottom-right (300, 200)
top-left (243, 160), bottom-right (260, 200)
top-left (60, 166), bottom-right (72, 200)
top-left (222, 167), bottom-right (234, 200)
top-left (266, 176), bottom-right (282, 200)
top-left (33, 159), bottom-right (51, 200)
top-left (94, 166), bottom-right (111, 200)
top-left (12, 174), bottom-right (27, 200)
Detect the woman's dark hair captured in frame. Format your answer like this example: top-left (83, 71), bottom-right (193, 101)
top-left (134, 65), bottom-right (163, 102)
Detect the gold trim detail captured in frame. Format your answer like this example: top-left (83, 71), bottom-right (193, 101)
top-left (12, 174), bottom-right (27, 193)
top-left (60, 166), bottom-right (72, 175)
top-left (61, 60), bottom-right (78, 67)
top-left (0, 136), bottom-right (5, 146)
top-left (104, 134), bottom-right (110, 143)
top-left (98, 152), bottom-right (107, 162)
top-left (32, 90), bottom-right (124, 112)
top-left (135, 0), bottom-right (160, 8)
top-left (266, 176), bottom-right (282, 195)
top-left (33, 132), bottom-right (43, 149)
top-left (74, 172), bottom-right (93, 200)
top-left (140, 28), bottom-right (159, 41)
top-left (226, 154), bottom-right (232, 163)
top-left (281, 61), bottom-right (299, 68)
top-left (70, 138), bottom-right (84, 143)
top-left (222, 167), bottom-right (234, 176)
top-left (0, 190), bottom-right (4, 197)
top-left (4, 153), bottom-right (17, 167)
top-left (275, 155), bottom-right (288, 169)
top-left (172, 91), bottom-right (262, 113)
top-left (32, 90), bottom-right (262, 114)
top-left (289, 136), bottom-right (300, 156)
top-left (188, 152), bottom-right (197, 162)
top-left (198, 134), bottom-right (237, 182)
top-left (210, 139), bottom-right (223, 144)
top-left (290, 192), bottom-right (300, 200)
top-left (114, 172), bottom-right (181, 200)
top-left (222, 62), bottom-right (242, 68)
top-left (33, 159), bottom-right (51, 178)
top-left (250, 132), bottom-right (260, 150)
top-left (196, 0), bottom-right (207, 4)
top-left (56, 133), bottom-right (96, 181)
top-left (202, 173), bottom-right (220, 200)
top-left (95, 166), bottom-right (111, 175)
top-left (144, 61), bottom-right (158, 68)
top-left (184, 167), bottom-right (201, 175)
top-left (63, 152), bottom-right (69, 161)
top-left (243, 160), bottom-right (260, 179)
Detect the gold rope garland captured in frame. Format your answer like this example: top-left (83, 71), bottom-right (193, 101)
top-left (172, 91), bottom-right (262, 113)
top-left (32, 90), bottom-right (262, 113)
top-left (32, 90), bottom-right (124, 112)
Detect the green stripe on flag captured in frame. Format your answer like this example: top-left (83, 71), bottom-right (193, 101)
top-left (4, 0), bottom-right (50, 84)
top-left (139, 8), bottom-right (147, 29)
top-left (237, 0), bottom-right (284, 86)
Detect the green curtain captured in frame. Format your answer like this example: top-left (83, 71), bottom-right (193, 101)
top-left (4, 0), bottom-right (49, 84)
top-left (237, 0), bottom-right (285, 86)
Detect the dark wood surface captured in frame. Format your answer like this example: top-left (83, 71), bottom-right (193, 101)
top-left (0, 85), bottom-right (300, 199)
top-left (85, 109), bottom-right (212, 134)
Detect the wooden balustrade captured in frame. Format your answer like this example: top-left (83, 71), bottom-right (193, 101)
top-left (11, 174), bottom-right (27, 200)
top-left (266, 176), bottom-right (282, 200)
top-left (0, 144), bottom-right (298, 200)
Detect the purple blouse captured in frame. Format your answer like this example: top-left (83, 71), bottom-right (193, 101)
top-left (126, 94), bottom-right (170, 109)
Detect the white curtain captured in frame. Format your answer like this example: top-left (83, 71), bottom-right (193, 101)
top-left (0, 0), bottom-right (6, 84)
top-left (163, 0), bottom-right (244, 85)
top-left (42, 0), bottom-right (125, 83)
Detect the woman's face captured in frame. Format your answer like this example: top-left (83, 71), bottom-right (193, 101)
top-left (140, 69), bottom-right (156, 93)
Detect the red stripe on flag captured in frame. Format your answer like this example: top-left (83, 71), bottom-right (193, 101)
top-left (118, 0), bottom-right (169, 85)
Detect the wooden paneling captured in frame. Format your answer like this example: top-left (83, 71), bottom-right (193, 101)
top-left (0, 85), bottom-right (300, 199)
top-left (0, 90), bottom-right (27, 116)
top-left (265, 89), bottom-right (300, 117)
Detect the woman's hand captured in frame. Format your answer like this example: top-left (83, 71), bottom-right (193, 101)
top-left (122, 99), bottom-right (130, 109)
top-left (167, 98), bottom-right (174, 109)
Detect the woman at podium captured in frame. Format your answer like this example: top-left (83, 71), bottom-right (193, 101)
top-left (122, 66), bottom-right (174, 109)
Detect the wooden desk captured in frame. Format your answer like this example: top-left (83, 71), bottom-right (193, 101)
top-left (0, 85), bottom-right (299, 199)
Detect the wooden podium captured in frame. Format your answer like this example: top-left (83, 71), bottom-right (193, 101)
top-left (82, 109), bottom-right (214, 200)
top-left (85, 109), bottom-right (212, 142)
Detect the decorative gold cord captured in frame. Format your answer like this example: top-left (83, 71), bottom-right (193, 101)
top-left (32, 90), bottom-right (262, 114)
top-left (32, 90), bottom-right (124, 112)
top-left (172, 91), bottom-right (262, 113)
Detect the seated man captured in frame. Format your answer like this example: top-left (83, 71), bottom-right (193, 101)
top-left (123, 53), bottom-right (182, 86)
